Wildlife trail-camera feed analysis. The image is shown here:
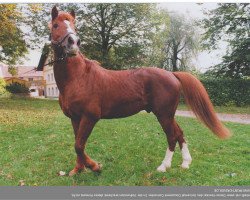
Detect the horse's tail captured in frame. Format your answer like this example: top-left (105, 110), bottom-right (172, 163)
top-left (173, 72), bottom-right (231, 139)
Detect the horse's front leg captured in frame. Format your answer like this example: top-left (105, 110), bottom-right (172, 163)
top-left (69, 116), bottom-right (101, 176)
top-left (69, 118), bottom-right (86, 173)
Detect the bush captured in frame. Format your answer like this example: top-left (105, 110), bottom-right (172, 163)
top-left (5, 83), bottom-right (30, 94)
top-left (201, 79), bottom-right (250, 106)
top-left (0, 78), bottom-right (7, 95)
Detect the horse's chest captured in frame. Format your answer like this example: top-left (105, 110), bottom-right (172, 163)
top-left (59, 91), bottom-right (85, 118)
top-left (60, 91), bottom-right (100, 119)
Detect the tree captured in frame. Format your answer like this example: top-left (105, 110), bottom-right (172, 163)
top-left (201, 3), bottom-right (250, 78)
top-left (143, 9), bottom-right (170, 68)
top-left (163, 13), bottom-right (200, 71)
top-left (78, 4), bottom-right (157, 69)
top-left (0, 4), bottom-right (28, 65)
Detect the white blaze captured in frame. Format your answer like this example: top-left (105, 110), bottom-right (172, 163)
top-left (157, 148), bottom-right (174, 172)
top-left (64, 20), bottom-right (78, 43)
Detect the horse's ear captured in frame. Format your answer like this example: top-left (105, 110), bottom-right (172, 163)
top-left (52, 6), bottom-right (58, 21)
top-left (70, 10), bottom-right (75, 19)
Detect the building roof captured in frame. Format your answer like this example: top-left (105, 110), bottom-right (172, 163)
top-left (5, 77), bottom-right (28, 83)
top-left (0, 64), bottom-right (43, 78)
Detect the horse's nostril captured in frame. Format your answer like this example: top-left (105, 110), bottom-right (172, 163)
top-left (68, 36), bottom-right (74, 45)
top-left (77, 39), bottom-right (81, 46)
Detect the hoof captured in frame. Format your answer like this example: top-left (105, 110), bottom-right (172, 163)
top-left (157, 166), bottom-right (166, 172)
top-left (69, 168), bottom-right (78, 177)
top-left (157, 163), bottom-right (171, 172)
top-left (181, 159), bottom-right (192, 169)
top-left (91, 163), bottom-right (102, 172)
top-left (69, 166), bottom-right (85, 176)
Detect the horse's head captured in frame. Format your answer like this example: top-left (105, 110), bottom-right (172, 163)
top-left (49, 6), bottom-right (80, 56)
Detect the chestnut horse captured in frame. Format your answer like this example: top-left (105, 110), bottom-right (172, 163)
top-left (48, 6), bottom-right (230, 176)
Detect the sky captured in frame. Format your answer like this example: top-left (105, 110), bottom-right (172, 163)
top-left (22, 2), bottom-right (226, 72)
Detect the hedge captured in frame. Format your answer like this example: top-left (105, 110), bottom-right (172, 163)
top-left (200, 79), bottom-right (250, 106)
top-left (5, 83), bottom-right (30, 94)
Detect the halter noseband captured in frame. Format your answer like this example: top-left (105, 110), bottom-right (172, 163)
top-left (50, 32), bottom-right (77, 47)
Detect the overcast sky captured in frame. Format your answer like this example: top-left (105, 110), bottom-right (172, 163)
top-left (23, 2), bottom-right (226, 72)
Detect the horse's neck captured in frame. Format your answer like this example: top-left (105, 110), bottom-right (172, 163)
top-left (53, 52), bottom-right (86, 94)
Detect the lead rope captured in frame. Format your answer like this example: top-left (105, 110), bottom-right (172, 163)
top-left (42, 56), bottom-right (66, 67)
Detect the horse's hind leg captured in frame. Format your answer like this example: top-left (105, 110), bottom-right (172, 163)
top-left (156, 117), bottom-right (192, 172)
top-left (156, 118), bottom-right (176, 172)
top-left (175, 123), bottom-right (192, 169)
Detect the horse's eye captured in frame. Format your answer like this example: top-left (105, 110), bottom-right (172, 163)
top-left (53, 24), bottom-right (58, 29)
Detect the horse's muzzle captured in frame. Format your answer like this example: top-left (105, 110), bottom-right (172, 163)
top-left (65, 35), bottom-right (80, 56)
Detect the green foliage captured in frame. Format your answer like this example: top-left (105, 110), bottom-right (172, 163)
top-left (213, 38), bottom-right (250, 78)
top-left (5, 83), bottom-right (30, 94)
top-left (8, 66), bottom-right (18, 76)
top-left (201, 3), bottom-right (250, 78)
top-left (0, 4), bottom-right (28, 65)
top-left (201, 79), bottom-right (250, 106)
top-left (0, 78), bottom-right (6, 95)
top-left (143, 10), bottom-right (170, 68)
top-left (0, 97), bottom-right (249, 186)
top-left (79, 4), bottom-right (158, 69)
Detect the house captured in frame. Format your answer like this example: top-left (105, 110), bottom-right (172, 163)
top-left (0, 63), bottom-right (45, 97)
top-left (43, 64), bottom-right (59, 98)
top-left (36, 44), bottom-right (59, 98)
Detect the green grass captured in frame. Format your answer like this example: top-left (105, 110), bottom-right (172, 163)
top-left (178, 103), bottom-right (250, 114)
top-left (0, 97), bottom-right (249, 186)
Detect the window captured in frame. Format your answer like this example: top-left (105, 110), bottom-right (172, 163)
top-left (30, 89), bottom-right (36, 92)
top-left (51, 73), bottom-right (54, 81)
top-left (48, 74), bottom-right (50, 82)
top-left (48, 88), bottom-right (51, 96)
top-left (52, 88), bottom-right (54, 96)
top-left (28, 78), bottom-right (33, 81)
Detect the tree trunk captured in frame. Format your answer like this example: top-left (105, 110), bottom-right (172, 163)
top-left (100, 5), bottom-right (110, 67)
top-left (172, 47), bottom-right (178, 71)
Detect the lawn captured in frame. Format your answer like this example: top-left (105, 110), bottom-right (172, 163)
top-left (0, 97), bottom-right (249, 186)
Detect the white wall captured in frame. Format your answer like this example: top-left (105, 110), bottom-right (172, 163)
top-left (44, 65), bottom-right (59, 98)
top-left (0, 65), bottom-right (4, 78)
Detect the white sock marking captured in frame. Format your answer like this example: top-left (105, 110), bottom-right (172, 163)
top-left (157, 148), bottom-right (174, 172)
top-left (181, 143), bottom-right (192, 169)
